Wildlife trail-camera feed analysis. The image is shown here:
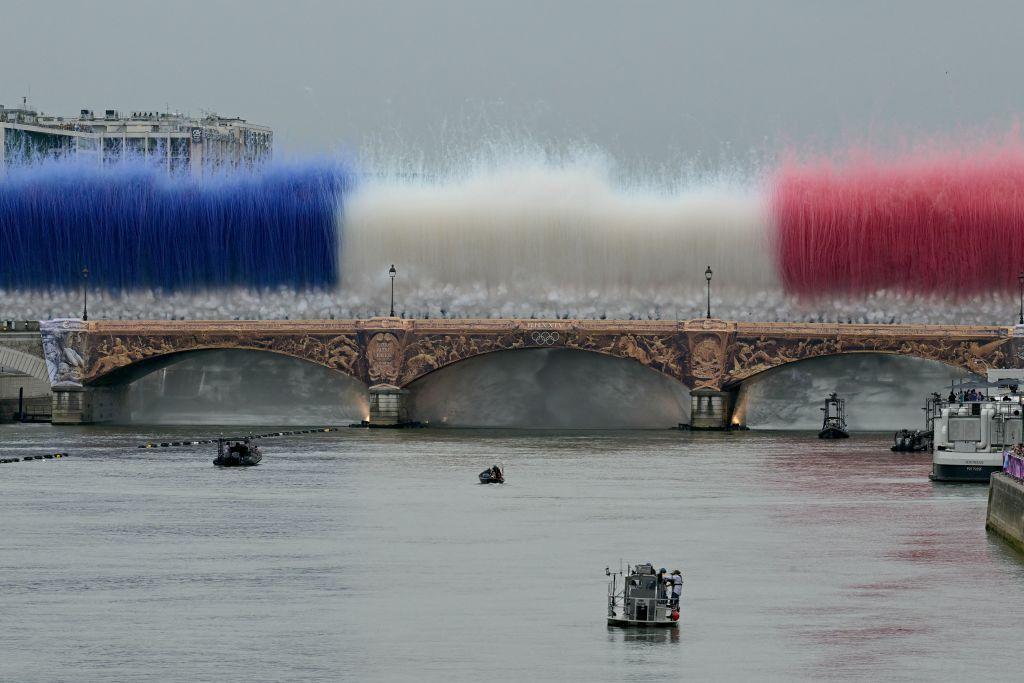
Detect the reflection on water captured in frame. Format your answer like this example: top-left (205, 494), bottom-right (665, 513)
top-left (606, 625), bottom-right (681, 645)
top-left (1, 425), bottom-right (1022, 681)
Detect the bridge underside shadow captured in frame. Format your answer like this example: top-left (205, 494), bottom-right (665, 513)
top-left (405, 348), bottom-right (690, 428)
top-left (732, 353), bottom-right (975, 431)
top-left (87, 349), bottom-right (369, 425)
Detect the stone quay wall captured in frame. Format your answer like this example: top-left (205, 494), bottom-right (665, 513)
top-left (986, 472), bottom-right (1024, 554)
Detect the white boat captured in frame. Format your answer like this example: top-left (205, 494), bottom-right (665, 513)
top-left (931, 373), bottom-right (1024, 482)
top-left (606, 563), bottom-right (680, 628)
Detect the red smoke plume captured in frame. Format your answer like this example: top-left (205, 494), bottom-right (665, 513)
top-left (773, 141), bottom-right (1024, 297)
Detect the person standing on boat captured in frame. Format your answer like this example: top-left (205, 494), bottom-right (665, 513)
top-left (670, 570), bottom-right (683, 608)
top-left (657, 568), bottom-right (668, 601)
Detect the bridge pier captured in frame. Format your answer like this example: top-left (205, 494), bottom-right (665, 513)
top-left (367, 383), bottom-right (410, 426)
top-left (51, 386), bottom-right (88, 424)
top-left (689, 389), bottom-right (734, 430)
top-left (50, 385), bottom-right (128, 424)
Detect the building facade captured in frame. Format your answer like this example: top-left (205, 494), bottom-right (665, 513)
top-left (0, 101), bottom-right (272, 173)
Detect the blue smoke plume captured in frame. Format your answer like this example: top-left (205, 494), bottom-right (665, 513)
top-left (0, 158), bottom-right (349, 292)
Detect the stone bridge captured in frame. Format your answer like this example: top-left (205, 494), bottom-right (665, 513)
top-left (27, 317), bottom-right (1022, 427)
top-left (0, 322), bottom-right (51, 422)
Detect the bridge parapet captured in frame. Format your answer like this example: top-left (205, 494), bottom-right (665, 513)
top-left (733, 321), bottom-right (1014, 338)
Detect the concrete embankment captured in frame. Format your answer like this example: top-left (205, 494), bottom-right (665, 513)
top-left (986, 473), bottom-right (1024, 553)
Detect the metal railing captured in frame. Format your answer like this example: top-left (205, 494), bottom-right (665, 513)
top-left (939, 398), bottom-right (1024, 420)
top-left (0, 320), bottom-right (40, 332)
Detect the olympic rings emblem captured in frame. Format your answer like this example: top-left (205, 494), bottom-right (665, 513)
top-left (531, 330), bottom-right (560, 346)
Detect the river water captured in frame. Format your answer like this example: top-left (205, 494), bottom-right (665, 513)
top-left (2, 425), bottom-right (1023, 681)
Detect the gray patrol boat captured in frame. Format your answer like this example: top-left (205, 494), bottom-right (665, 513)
top-left (606, 563), bottom-right (680, 627)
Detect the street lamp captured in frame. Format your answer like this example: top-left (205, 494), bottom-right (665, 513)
top-left (81, 265), bottom-right (89, 321)
top-left (704, 266), bottom-right (713, 319)
top-left (389, 264), bottom-right (397, 317)
top-left (1018, 271), bottom-right (1023, 325)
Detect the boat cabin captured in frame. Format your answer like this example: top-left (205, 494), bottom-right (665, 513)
top-left (934, 378), bottom-right (1024, 454)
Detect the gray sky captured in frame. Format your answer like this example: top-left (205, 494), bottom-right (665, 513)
top-left (3, 0), bottom-right (1023, 168)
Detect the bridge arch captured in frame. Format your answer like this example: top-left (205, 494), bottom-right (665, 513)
top-left (403, 346), bottom-right (691, 428)
top-left (394, 330), bottom-right (689, 388)
top-left (729, 349), bottom-right (988, 387)
top-left (81, 333), bottom-right (366, 387)
top-left (731, 351), bottom-right (976, 430)
top-left (401, 343), bottom-right (690, 389)
top-left (86, 344), bottom-right (366, 387)
top-left (724, 335), bottom-right (1012, 389)
top-left (0, 344), bottom-right (49, 384)
top-left (85, 347), bottom-right (371, 425)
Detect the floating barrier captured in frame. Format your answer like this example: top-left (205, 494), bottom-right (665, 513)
top-left (0, 452), bottom-right (68, 464)
top-left (137, 427), bottom-right (336, 449)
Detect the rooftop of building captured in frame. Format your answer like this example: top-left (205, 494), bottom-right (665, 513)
top-left (0, 100), bottom-right (271, 135)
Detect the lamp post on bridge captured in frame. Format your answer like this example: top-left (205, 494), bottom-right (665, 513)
top-left (705, 266), bottom-right (713, 319)
top-left (389, 264), bottom-right (397, 317)
top-left (81, 265), bottom-right (89, 322)
top-left (1018, 271), bottom-right (1023, 325)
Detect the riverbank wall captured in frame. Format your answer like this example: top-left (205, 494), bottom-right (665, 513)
top-left (986, 473), bottom-right (1024, 553)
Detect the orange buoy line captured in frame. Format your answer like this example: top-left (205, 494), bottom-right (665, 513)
top-left (137, 427), bottom-right (336, 449)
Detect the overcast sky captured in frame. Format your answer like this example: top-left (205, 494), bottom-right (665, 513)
top-left (3, 0), bottom-right (1023, 169)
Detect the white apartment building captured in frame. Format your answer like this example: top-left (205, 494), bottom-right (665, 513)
top-left (0, 100), bottom-right (272, 173)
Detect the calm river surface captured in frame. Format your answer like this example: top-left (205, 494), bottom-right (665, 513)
top-left (2, 425), bottom-right (1023, 681)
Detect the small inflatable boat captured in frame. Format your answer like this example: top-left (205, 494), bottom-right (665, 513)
top-left (479, 464), bottom-right (504, 484)
top-left (891, 428), bottom-right (931, 452)
top-left (214, 437), bottom-right (263, 467)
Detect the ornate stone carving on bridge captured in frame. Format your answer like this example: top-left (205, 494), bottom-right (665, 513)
top-left (398, 325), bottom-right (688, 386)
top-left (724, 330), bottom-right (1015, 386)
top-left (677, 319), bottom-right (736, 390)
top-left (687, 334), bottom-right (729, 390)
top-left (80, 328), bottom-right (364, 384)
top-left (366, 332), bottom-right (402, 384)
top-left (39, 319), bottom-right (87, 387)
